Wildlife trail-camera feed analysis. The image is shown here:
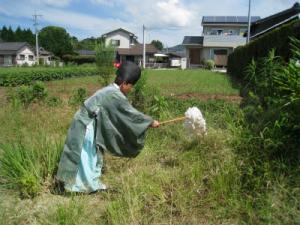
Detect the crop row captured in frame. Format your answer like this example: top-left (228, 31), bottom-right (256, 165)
top-left (0, 66), bottom-right (98, 86)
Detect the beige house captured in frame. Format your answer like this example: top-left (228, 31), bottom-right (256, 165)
top-left (182, 16), bottom-right (260, 68)
top-left (101, 28), bottom-right (158, 65)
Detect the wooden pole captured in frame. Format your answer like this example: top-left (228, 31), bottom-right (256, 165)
top-left (160, 116), bottom-right (186, 125)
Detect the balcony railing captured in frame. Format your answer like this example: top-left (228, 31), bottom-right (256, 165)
top-left (203, 35), bottom-right (246, 48)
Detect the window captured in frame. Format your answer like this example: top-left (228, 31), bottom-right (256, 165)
top-left (210, 29), bottom-right (223, 35)
top-left (4, 55), bottom-right (12, 65)
top-left (19, 54), bottom-right (25, 60)
top-left (28, 55), bottom-right (34, 61)
top-left (214, 49), bottom-right (228, 55)
top-left (110, 39), bottom-right (120, 46)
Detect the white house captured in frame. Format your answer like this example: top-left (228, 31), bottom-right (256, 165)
top-left (0, 42), bottom-right (36, 66)
top-left (182, 16), bottom-right (260, 68)
top-left (101, 28), bottom-right (158, 65)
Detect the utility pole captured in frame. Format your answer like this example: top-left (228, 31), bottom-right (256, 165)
top-left (33, 11), bottom-right (42, 65)
top-left (246, 0), bottom-right (252, 44)
top-left (142, 24), bottom-right (146, 69)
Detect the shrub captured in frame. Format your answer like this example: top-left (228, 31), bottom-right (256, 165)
top-left (204, 59), bottom-right (215, 70)
top-left (8, 81), bottom-right (48, 106)
top-left (129, 70), bottom-right (148, 111)
top-left (240, 38), bottom-right (300, 165)
top-left (31, 81), bottom-right (48, 101)
top-left (62, 54), bottom-right (95, 65)
top-left (46, 96), bottom-right (63, 107)
top-left (68, 87), bottom-right (88, 106)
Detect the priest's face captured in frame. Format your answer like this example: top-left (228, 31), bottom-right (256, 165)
top-left (120, 82), bottom-right (133, 95)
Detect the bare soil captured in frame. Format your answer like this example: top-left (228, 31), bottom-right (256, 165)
top-left (173, 92), bottom-right (242, 103)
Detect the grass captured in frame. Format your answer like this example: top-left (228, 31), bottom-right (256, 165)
top-left (0, 69), bottom-right (298, 224)
top-left (146, 69), bottom-right (240, 96)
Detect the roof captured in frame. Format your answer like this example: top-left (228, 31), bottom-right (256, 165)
top-left (0, 42), bottom-right (32, 55)
top-left (76, 49), bottom-right (96, 56)
top-left (117, 44), bottom-right (158, 56)
top-left (182, 36), bottom-right (204, 45)
top-left (102, 28), bottom-right (137, 38)
top-left (249, 3), bottom-right (300, 38)
top-left (32, 47), bottom-right (53, 56)
top-left (202, 16), bottom-right (260, 24)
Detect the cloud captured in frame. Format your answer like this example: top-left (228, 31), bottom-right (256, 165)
top-left (30, 0), bottom-right (73, 7)
top-left (0, 0), bottom-right (298, 46)
top-left (90, 0), bottom-right (116, 6)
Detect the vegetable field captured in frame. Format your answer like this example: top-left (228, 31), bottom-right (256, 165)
top-left (0, 66), bottom-right (98, 86)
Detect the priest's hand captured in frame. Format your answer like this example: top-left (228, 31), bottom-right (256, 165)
top-left (150, 120), bottom-right (160, 128)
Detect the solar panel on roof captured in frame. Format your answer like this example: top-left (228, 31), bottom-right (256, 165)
top-left (215, 16), bottom-right (226, 22)
top-left (226, 16), bottom-right (236, 23)
top-left (203, 16), bottom-right (214, 22)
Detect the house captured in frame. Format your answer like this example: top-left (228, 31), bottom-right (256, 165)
top-left (182, 16), bottom-right (260, 68)
top-left (37, 47), bottom-right (53, 65)
top-left (0, 42), bottom-right (36, 66)
top-left (101, 28), bottom-right (158, 65)
top-left (248, 2), bottom-right (300, 41)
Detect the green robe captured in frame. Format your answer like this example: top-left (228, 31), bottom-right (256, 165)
top-left (57, 84), bottom-right (153, 183)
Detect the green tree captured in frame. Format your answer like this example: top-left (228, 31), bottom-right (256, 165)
top-left (39, 26), bottom-right (73, 57)
top-left (95, 42), bottom-right (116, 85)
top-left (151, 40), bottom-right (163, 50)
top-left (15, 26), bottom-right (22, 41)
top-left (76, 37), bottom-right (105, 50)
top-left (23, 28), bottom-right (35, 45)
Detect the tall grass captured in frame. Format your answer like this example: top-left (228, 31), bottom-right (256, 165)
top-left (0, 68), bottom-right (299, 224)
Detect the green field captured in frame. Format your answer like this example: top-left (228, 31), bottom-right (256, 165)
top-left (0, 69), bottom-right (298, 225)
top-left (146, 69), bottom-right (239, 95)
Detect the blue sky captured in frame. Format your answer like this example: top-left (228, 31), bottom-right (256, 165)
top-left (0, 0), bottom-right (298, 46)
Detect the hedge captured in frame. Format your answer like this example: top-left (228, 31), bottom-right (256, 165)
top-left (62, 54), bottom-right (96, 64)
top-left (227, 20), bottom-right (300, 81)
top-left (0, 66), bottom-right (98, 86)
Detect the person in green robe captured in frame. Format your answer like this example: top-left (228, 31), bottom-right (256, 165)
top-left (56, 61), bottom-right (160, 193)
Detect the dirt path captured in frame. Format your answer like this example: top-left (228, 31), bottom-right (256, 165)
top-left (173, 92), bottom-right (242, 103)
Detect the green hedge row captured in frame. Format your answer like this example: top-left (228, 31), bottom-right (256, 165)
top-left (0, 66), bottom-right (98, 86)
top-left (227, 20), bottom-right (300, 81)
top-left (62, 54), bottom-right (96, 64)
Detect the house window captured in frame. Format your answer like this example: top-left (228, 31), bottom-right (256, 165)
top-left (28, 55), bottom-right (34, 61)
top-left (4, 55), bottom-right (12, 65)
top-left (214, 49), bottom-right (228, 55)
top-left (110, 39), bottom-right (120, 47)
top-left (19, 54), bottom-right (25, 60)
top-left (210, 29), bottom-right (223, 35)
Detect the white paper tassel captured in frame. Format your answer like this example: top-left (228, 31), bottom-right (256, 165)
top-left (184, 107), bottom-right (207, 136)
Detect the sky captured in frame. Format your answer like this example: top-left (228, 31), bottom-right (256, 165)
top-left (0, 0), bottom-right (298, 47)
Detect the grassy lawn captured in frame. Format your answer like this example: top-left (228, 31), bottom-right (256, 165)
top-left (0, 69), bottom-right (297, 225)
top-left (146, 69), bottom-right (240, 96)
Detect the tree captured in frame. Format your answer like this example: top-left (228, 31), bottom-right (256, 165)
top-left (23, 28), bottom-right (35, 45)
top-left (39, 26), bottom-right (73, 57)
top-left (95, 42), bottom-right (116, 85)
top-left (76, 37), bottom-right (105, 50)
top-left (151, 40), bottom-right (163, 51)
